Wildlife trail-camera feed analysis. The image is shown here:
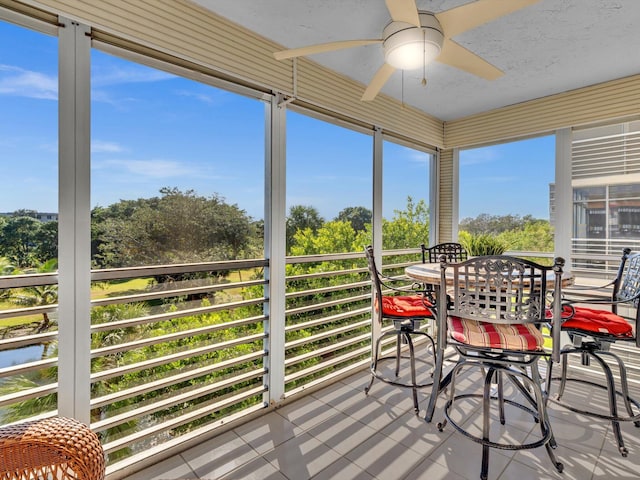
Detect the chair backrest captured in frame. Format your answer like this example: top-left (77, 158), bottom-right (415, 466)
top-left (364, 245), bottom-right (384, 314)
top-left (440, 254), bottom-right (565, 359)
top-left (422, 242), bottom-right (468, 263)
top-left (442, 255), bottom-right (560, 325)
top-left (614, 248), bottom-right (640, 310)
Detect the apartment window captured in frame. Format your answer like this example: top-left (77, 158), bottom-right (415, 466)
top-left (382, 140), bottom-right (432, 249)
top-left (0, 18), bottom-right (59, 418)
top-left (286, 110), bottom-right (372, 254)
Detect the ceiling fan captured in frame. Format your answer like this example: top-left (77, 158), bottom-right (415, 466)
top-left (274, 0), bottom-right (540, 101)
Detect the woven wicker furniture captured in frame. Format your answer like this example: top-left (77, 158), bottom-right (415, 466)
top-left (0, 416), bottom-right (105, 480)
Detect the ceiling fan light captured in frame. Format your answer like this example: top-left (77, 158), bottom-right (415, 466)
top-left (385, 33), bottom-right (441, 69)
top-left (383, 13), bottom-right (444, 70)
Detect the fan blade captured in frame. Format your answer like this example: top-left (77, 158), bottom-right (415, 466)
top-left (438, 38), bottom-right (503, 80)
top-left (385, 0), bottom-right (420, 27)
top-left (435, 0), bottom-right (541, 38)
top-left (361, 63), bottom-right (396, 101)
top-left (274, 39), bottom-right (381, 60)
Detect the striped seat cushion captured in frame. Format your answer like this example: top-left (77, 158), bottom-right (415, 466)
top-left (380, 295), bottom-right (434, 318)
top-left (448, 316), bottom-right (545, 351)
top-left (562, 306), bottom-right (633, 337)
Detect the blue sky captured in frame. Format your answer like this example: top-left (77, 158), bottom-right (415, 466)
top-left (1, 19), bottom-right (554, 222)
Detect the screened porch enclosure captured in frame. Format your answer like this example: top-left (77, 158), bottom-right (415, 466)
top-left (2, 1), bottom-right (640, 478)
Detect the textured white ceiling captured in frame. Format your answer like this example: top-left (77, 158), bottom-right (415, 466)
top-left (192, 0), bottom-right (640, 121)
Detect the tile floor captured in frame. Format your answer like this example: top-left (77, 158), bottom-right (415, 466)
top-left (127, 358), bottom-right (640, 480)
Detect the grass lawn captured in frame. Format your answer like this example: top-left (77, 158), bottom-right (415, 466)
top-left (1, 271), bottom-right (250, 328)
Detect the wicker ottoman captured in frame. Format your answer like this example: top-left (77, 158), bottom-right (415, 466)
top-left (0, 416), bottom-right (105, 480)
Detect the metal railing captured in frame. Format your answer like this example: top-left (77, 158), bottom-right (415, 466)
top-left (2, 246), bottom-right (637, 475)
top-left (0, 250), bottom-right (403, 472)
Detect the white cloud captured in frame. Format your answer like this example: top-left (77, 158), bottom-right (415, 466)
top-left (460, 147), bottom-right (501, 166)
top-left (0, 64), bottom-right (57, 100)
top-left (176, 90), bottom-right (217, 105)
top-left (91, 65), bottom-right (174, 87)
top-left (94, 158), bottom-right (189, 179)
top-left (92, 140), bottom-right (126, 153)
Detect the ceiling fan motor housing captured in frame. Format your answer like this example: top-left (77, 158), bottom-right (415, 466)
top-left (383, 12), bottom-right (444, 70)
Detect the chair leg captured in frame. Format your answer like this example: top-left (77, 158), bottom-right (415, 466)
top-left (405, 332), bottom-right (420, 413)
top-left (425, 342), bottom-right (447, 423)
top-left (590, 351), bottom-right (627, 456)
top-left (481, 368), bottom-right (494, 480)
top-left (599, 350), bottom-right (640, 428)
top-left (529, 362), bottom-right (563, 472)
top-left (395, 332), bottom-right (402, 377)
top-left (365, 333), bottom-right (385, 395)
top-left (497, 371), bottom-right (505, 425)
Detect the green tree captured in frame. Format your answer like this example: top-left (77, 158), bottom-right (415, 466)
top-left (497, 219), bottom-right (554, 252)
top-left (382, 196), bottom-right (430, 250)
top-left (286, 205), bottom-right (324, 251)
top-left (34, 221), bottom-right (58, 262)
top-left (11, 259), bottom-right (58, 333)
top-left (289, 220), bottom-right (359, 256)
top-left (335, 206), bottom-right (371, 232)
top-left (92, 188), bottom-right (256, 267)
top-left (459, 213), bottom-right (537, 235)
top-left (0, 216), bottom-right (42, 267)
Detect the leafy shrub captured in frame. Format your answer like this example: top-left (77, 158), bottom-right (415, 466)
top-left (459, 232), bottom-right (508, 256)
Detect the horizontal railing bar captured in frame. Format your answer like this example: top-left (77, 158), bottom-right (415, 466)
top-left (0, 331), bottom-right (57, 350)
top-left (285, 320), bottom-right (369, 350)
top-left (286, 266), bottom-right (368, 282)
top-left (91, 259), bottom-right (268, 281)
top-left (285, 280), bottom-right (370, 300)
top-left (285, 346), bottom-right (370, 383)
top-left (92, 317), bottom-right (265, 358)
top-left (90, 336), bottom-right (266, 383)
top-left (93, 368), bottom-right (266, 433)
top-left (285, 252), bottom-right (365, 264)
top-left (285, 307), bottom-right (369, 334)
top-left (0, 304), bottom-right (58, 320)
top-left (91, 279), bottom-right (266, 307)
top-left (91, 351), bottom-right (265, 409)
top-left (90, 301), bottom-right (266, 333)
top-left (286, 293), bottom-right (369, 317)
top-left (0, 383), bottom-right (57, 408)
top-left (285, 333), bottom-right (369, 368)
top-left (284, 359), bottom-right (369, 398)
top-left (0, 357), bottom-right (57, 379)
top-left (0, 272), bottom-right (57, 288)
top-left (101, 385), bottom-right (266, 455)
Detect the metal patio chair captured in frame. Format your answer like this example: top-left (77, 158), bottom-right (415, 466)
top-left (547, 247), bottom-right (640, 457)
top-left (421, 242), bottom-right (468, 263)
top-left (364, 245), bottom-right (437, 412)
top-left (432, 255), bottom-right (565, 480)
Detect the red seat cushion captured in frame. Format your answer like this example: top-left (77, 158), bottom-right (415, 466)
top-left (380, 295), bottom-right (434, 318)
top-left (448, 316), bottom-right (545, 351)
top-left (562, 306), bottom-right (633, 337)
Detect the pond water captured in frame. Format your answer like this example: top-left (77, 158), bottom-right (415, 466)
top-left (0, 345), bottom-right (45, 368)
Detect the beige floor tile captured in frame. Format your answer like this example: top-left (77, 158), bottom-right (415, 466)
top-left (181, 430), bottom-right (259, 479)
top-left (125, 454), bottom-right (198, 480)
top-left (234, 410), bottom-right (303, 455)
top-left (262, 432), bottom-right (342, 479)
top-left (343, 430), bottom-right (428, 479)
top-left (306, 410), bottom-right (378, 456)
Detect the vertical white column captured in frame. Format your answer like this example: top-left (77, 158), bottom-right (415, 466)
top-left (58, 19), bottom-right (91, 423)
top-left (429, 150), bottom-right (439, 245)
top-left (264, 95), bottom-right (287, 404)
top-left (555, 128), bottom-right (572, 266)
top-left (451, 148), bottom-right (460, 241)
top-left (371, 128), bottom-right (383, 351)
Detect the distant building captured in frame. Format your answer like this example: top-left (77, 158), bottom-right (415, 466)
top-left (0, 212), bottom-right (58, 222)
top-left (571, 120), bottom-right (640, 276)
